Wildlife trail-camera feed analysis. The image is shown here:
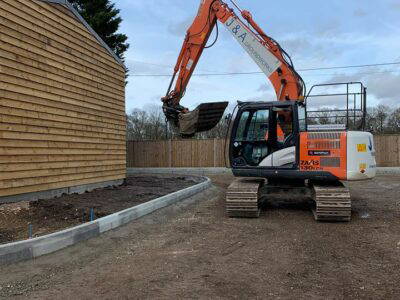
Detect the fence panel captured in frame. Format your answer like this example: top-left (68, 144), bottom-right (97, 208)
top-left (127, 135), bottom-right (400, 168)
top-left (127, 140), bottom-right (169, 168)
top-left (374, 135), bottom-right (400, 167)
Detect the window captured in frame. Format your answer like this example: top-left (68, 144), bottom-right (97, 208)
top-left (235, 110), bottom-right (269, 141)
top-left (235, 111), bottom-right (250, 140)
top-left (249, 110), bottom-right (269, 141)
top-left (298, 105), bottom-right (307, 131)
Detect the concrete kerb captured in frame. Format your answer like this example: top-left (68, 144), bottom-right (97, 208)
top-left (0, 177), bottom-right (211, 266)
top-left (376, 167), bottom-right (400, 175)
top-left (127, 167), bottom-right (400, 176)
top-left (128, 168), bottom-right (233, 176)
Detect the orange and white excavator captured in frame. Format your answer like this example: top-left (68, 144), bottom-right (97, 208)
top-left (162, 0), bottom-right (376, 221)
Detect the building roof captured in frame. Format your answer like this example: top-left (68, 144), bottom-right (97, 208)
top-left (39, 0), bottom-right (126, 68)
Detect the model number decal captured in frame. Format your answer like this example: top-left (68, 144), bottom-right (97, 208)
top-left (300, 160), bottom-right (322, 171)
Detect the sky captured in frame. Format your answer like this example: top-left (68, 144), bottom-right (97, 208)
top-left (114, 0), bottom-right (400, 113)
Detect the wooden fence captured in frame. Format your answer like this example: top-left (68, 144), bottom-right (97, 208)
top-left (127, 135), bottom-right (400, 168)
top-left (127, 139), bottom-right (227, 168)
top-left (374, 135), bottom-right (400, 167)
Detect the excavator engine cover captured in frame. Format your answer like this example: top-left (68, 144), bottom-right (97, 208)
top-left (179, 101), bottom-right (228, 137)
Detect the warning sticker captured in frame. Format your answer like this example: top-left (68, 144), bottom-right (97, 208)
top-left (357, 144), bottom-right (367, 152)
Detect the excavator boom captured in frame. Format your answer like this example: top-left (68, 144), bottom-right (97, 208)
top-left (162, 0), bottom-right (305, 136)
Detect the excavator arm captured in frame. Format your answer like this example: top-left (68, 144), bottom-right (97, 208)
top-left (162, 0), bottom-right (305, 136)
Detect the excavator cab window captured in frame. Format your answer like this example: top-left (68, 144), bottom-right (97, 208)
top-left (233, 109), bottom-right (270, 166)
top-left (270, 107), bottom-right (294, 150)
top-left (298, 105), bottom-right (307, 131)
top-left (230, 102), bottom-right (299, 169)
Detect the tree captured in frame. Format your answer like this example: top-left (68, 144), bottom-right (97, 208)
top-left (69, 0), bottom-right (129, 60)
top-left (375, 105), bottom-right (389, 133)
top-left (126, 105), bottom-right (169, 141)
top-left (387, 108), bottom-right (400, 133)
top-left (366, 105), bottom-right (390, 133)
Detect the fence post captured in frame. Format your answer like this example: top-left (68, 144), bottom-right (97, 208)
top-left (126, 141), bottom-right (134, 168)
top-left (168, 139), bottom-right (172, 167)
top-left (397, 135), bottom-right (400, 166)
top-left (213, 138), bottom-right (217, 167)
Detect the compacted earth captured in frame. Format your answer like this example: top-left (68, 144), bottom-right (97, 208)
top-left (0, 174), bottom-right (399, 299)
top-left (0, 175), bottom-right (200, 244)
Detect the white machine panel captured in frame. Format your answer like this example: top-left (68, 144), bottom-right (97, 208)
top-left (224, 17), bottom-right (281, 77)
top-left (259, 146), bottom-right (296, 167)
top-left (347, 131), bottom-right (376, 180)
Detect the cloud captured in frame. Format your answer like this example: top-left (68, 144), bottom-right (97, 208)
top-left (224, 53), bottom-right (256, 73)
top-left (167, 17), bottom-right (192, 37)
top-left (280, 37), bottom-right (313, 57)
top-left (390, 2), bottom-right (400, 11)
top-left (247, 91), bottom-right (276, 102)
top-left (318, 70), bottom-right (400, 108)
top-left (257, 84), bottom-right (270, 92)
top-left (314, 20), bottom-right (341, 39)
top-left (278, 30), bottom-right (358, 66)
top-left (257, 84), bottom-right (272, 92)
top-left (307, 94), bottom-right (352, 110)
top-left (353, 8), bottom-right (368, 17)
top-left (125, 59), bottom-right (172, 74)
top-left (364, 72), bottom-right (400, 106)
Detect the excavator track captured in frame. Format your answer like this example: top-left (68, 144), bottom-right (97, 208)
top-left (225, 178), bottom-right (264, 218)
top-left (312, 181), bottom-right (351, 222)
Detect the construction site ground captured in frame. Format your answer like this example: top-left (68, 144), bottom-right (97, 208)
top-left (0, 175), bottom-right (199, 245)
top-left (0, 173), bottom-right (399, 299)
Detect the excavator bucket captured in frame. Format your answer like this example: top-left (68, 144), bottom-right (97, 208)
top-left (179, 102), bottom-right (229, 137)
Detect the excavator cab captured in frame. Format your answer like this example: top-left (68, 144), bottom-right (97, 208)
top-left (229, 101), bottom-right (305, 172)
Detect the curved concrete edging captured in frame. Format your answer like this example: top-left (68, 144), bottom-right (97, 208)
top-left (128, 167), bottom-right (233, 176)
top-left (128, 167), bottom-right (400, 175)
top-left (376, 167), bottom-right (400, 175)
top-left (0, 177), bottom-right (211, 266)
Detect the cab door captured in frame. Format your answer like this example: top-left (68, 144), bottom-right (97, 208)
top-left (230, 107), bottom-right (270, 167)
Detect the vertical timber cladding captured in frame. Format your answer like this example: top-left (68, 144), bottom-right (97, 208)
top-left (0, 0), bottom-right (127, 199)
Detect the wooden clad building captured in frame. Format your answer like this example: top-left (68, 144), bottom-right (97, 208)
top-left (0, 0), bottom-right (126, 202)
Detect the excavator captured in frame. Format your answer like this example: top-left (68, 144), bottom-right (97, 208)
top-left (162, 0), bottom-right (376, 221)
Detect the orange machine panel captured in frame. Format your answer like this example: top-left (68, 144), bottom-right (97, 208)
top-left (299, 131), bottom-right (347, 180)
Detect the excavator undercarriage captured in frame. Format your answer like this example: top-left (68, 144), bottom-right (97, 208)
top-left (226, 178), bottom-right (352, 221)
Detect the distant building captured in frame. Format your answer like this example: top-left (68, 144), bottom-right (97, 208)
top-left (0, 0), bottom-right (126, 202)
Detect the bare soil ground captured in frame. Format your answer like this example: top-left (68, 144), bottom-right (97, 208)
top-left (0, 175), bottom-right (199, 244)
top-left (0, 174), bottom-right (399, 299)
